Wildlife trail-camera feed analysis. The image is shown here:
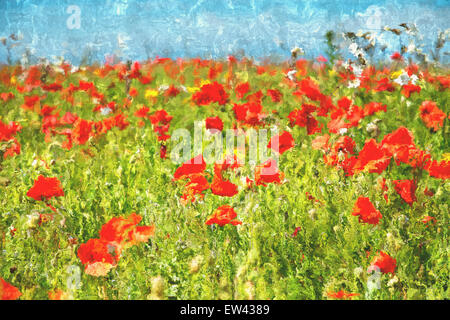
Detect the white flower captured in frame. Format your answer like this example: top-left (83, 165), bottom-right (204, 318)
top-left (407, 42), bottom-right (416, 53)
top-left (26, 212), bottom-right (40, 229)
top-left (286, 69), bottom-right (297, 81)
top-left (366, 122), bottom-right (378, 134)
top-left (393, 71), bottom-right (411, 86)
top-left (100, 107), bottom-right (113, 116)
top-left (338, 128), bottom-right (348, 135)
top-left (349, 42), bottom-right (359, 55)
top-left (347, 79), bottom-right (361, 88)
top-left (410, 74), bottom-right (418, 84)
top-left (352, 65), bottom-right (363, 78)
top-left (158, 84), bottom-right (169, 92)
top-left (291, 46), bottom-right (304, 56)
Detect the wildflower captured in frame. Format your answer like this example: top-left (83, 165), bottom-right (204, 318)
top-left (173, 155), bottom-right (206, 181)
top-left (268, 131), bottom-right (295, 155)
top-left (292, 226), bottom-right (302, 237)
top-left (401, 83), bottom-right (421, 98)
top-left (419, 101), bottom-right (446, 131)
top-left (254, 159), bottom-right (284, 186)
top-left (26, 175), bottom-right (64, 201)
top-left (205, 205), bottom-right (242, 226)
top-left (286, 69), bottom-right (297, 81)
top-left (316, 55), bottom-right (328, 63)
top-left (235, 82), bottom-right (250, 100)
top-left (311, 134), bottom-right (330, 151)
top-left (77, 238), bottom-right (116, 277)
top-left (192, 81), bottom-right (228, 106)
top-left (370, 251), bottom-right (396, 274)
top-left (99, 213), bottom-right (155, 249)
top-left (392, 179), bottom-right (417, 206)
top-left (211, 174), bottom-right (238, 197)
top-left (0, 278), bottom-right (22, 300)
top-left (205, 116), bottom-right (224, 132)
top-left (421, 215), bottom-right (437, 226)
top-left (288, 104), bottom-right (321, 135)
top-left (363, 102), bottom-right (386, 116)
top-left (381, 126), bottom-right (417, 165)
top-left (351, 139), bottom-right (391, 175)
top-left (266, 89), bottom-right (282, 103)
top-left (180, 174), bottom-right (210, 204)
top-left (352, 197), bottom-right (382, 225)
top-left (134, 106), bottom-right (150, 118)
top-left (233, 101), bottom-right (266, 127)
top-left (390, 52), bottom-right (403, 61)
top-left (0, 120), bottom-right (21, 141)
top-left (327, 290), bottom-right (360, 300)
top-left (426, 159), bottom-right (450, 179)
top-left (48, 289), bottom-right (71, 300)
top-left (72, 119), bottom-right (93, 145)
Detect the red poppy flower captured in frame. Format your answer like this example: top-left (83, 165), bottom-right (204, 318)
top-left (268, 131), bottom-right (295, 155)
top-left (375, 77), bottom-right (395, 92)
top-left (381, 126), bottom-right (416, 165)
top-left (352, 197), bottom-right (382, 225)
top-left (288, 104), bottom-right (322, 135)
top-left (426, 159), bottom-right (450, 179)
top-left (327, 290), bottom-right (359, 300)
top-left (292, 226), bottom-right (302, 237)
top-left (192, 81), bottom-right (228, 106)
top-left (77, 238), bottom-right (116, 277)
top-left (0, 278), bottom-right (22, 300)
top-left (134, 106), bottom-right (150, 118)
top-left (173, 155), bottom-right (207, 180)
top-left (421, 215), bottom-right (437, 225)
top-left (99, 213), bottom-right (155, 248)
top-left (370, 251), bottom-right (396, 274)
top-left (298, 78), bottom-right (324, 101)
top-left (42, 82), bottom-right (63, 92)
top-left (164, 85), bottom-right (180, 98)
top-left (316, 55), bottom-right (328, 63)
top-left (60, 112), bottom-right (79, 125)
top-left (266, 89), bottom-right (282, 102)
top-left (233, 102), bottom-right (266, 127)
top-left (392, 179), bottom-right (417, 206)
top-left (235, 82), bottom-right (250, 100)
top-left (211, 175), bottom-right (238, 197)
top-left (401, 83), bottom-right (421, 98)
top-left (390, 52), bottom-right (403, 61)
top-left (180, 173), bottom-right (210, 204)
top-left (0, 120), bottom-right (21, 141)
top-left (363, 102), bottom-right (387, 116)
top-left (419, 101), bottom-right (446, 131)
top-left (352, 139), bottom-right (391, 175)
top-left (149, 109), bottom-right (173, 125)
top-left (0, 92), bottom-right (14, 102)
top-left (205, 116), bottom-right (224, 132)
top-left (205, 205), bottom-right (242, 226)
top-left (27, 175), bottom-right (64, 201)
top-left (72, 118), bottom-right (93, 145)
top-left (311, 134), bottom-right (330, 151)
top-left (254, 159), bottom-right (284, 186)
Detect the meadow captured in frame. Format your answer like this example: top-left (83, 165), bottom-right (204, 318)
top-left (0, 45), bottom-right (449, 300)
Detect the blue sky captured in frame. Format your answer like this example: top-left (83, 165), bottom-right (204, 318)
top-left (0, 0), bottom-right (449, 64)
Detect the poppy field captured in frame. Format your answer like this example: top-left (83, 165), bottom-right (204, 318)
top-left (0, 48), bottom-right (449, 300)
